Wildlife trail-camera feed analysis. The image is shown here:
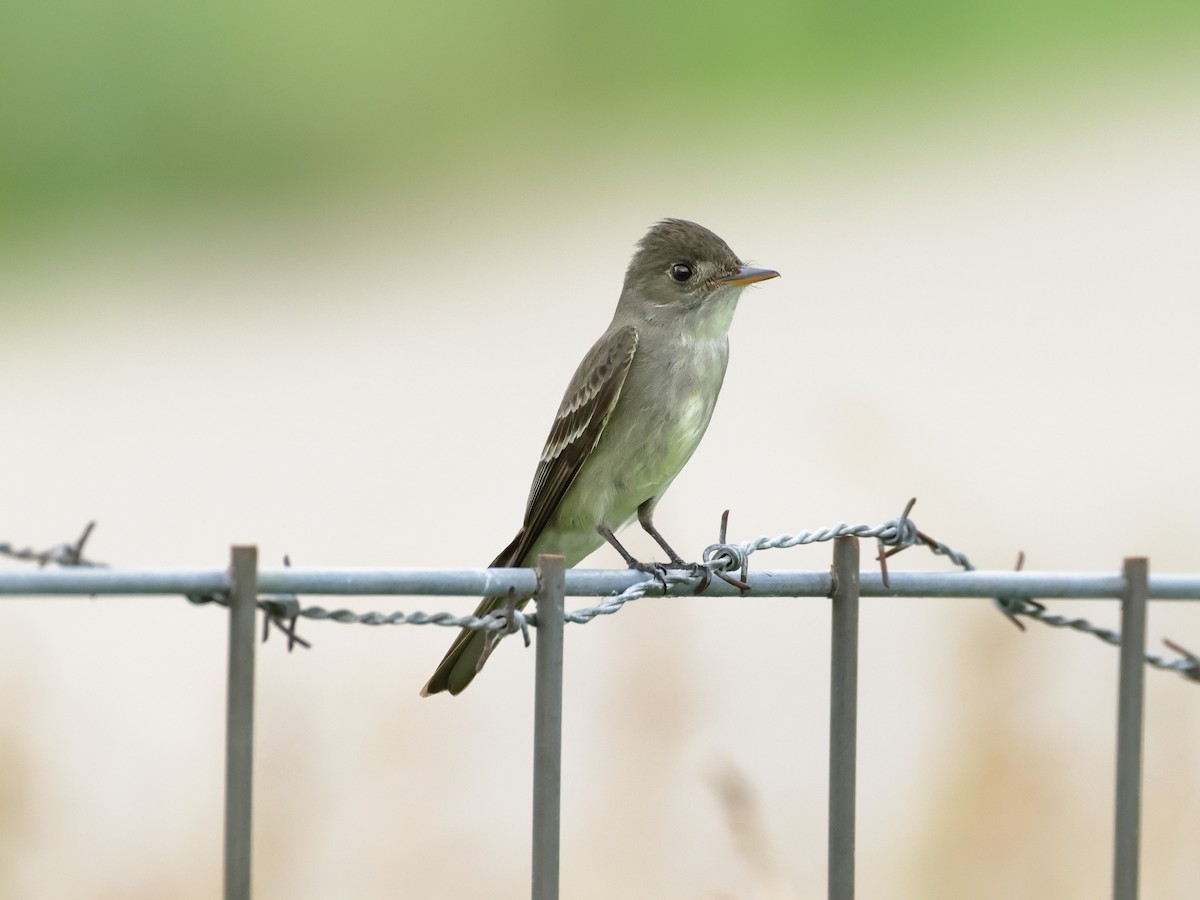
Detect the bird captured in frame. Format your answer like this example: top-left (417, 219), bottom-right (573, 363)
top-left (422, 219), bottom-right (778, 695)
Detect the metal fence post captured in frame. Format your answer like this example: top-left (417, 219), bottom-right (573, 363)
top-left (532, 554), bottom-right (566, 900)
top-left (829, 537), bottom-right (860, 900)
top-left (225, 546), bottom-right (258, 900)
top-left (1113, 557), bottom-right (1148, 900)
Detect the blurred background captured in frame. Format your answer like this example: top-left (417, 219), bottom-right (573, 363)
top-left (2, 1), bottom-right (1199, 897)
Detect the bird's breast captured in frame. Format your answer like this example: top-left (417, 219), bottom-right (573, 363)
top-left (603, 335), bottom-right (727, 491)
top-left (548, 333), bottom-right (729, 537)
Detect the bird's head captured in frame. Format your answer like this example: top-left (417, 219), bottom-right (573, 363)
top-left (618, 219), bottom-right (778, 332)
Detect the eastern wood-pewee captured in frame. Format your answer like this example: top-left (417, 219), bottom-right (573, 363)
top-left (422, 219), bottom-right (778, 695)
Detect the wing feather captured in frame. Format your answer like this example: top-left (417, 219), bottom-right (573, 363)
top-left (507, 324), bottom-right (638, 565)
top-left (421, 325), bottom-right (638, 696)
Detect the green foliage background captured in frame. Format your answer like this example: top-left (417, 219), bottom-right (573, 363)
top-left (1, 0), bottom-right (1197, 227)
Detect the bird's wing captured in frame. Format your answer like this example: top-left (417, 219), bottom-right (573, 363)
top-left (502, 323), bottom-right (639, 566)
top-left (419, 326), bottom-right (639, 697)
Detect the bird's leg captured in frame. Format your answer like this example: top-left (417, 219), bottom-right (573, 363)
top-left (597, 525), bottom-right (647, 567)
top-left (637, 501), bottom-right (713, 585)
top-left (636, 501), bottom-right (688, 567)
top-left (597, 525), bottom-right (670, 588)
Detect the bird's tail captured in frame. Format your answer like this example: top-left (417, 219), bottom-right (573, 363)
top-left (420, 532), bottom-right (527, 696)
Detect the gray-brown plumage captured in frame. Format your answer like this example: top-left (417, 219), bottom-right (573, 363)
top-left (422, 219), bottom-right (777, 696)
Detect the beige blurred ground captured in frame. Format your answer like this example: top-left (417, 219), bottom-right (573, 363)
top-left (2, 66), bottom-right (1200, 899)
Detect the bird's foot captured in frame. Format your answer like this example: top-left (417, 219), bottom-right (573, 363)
top-left (665, 560), bottom-right (716, 594)
top-left (629, 559), bottom-right (672, 591)
top-left (631, 559), bottom-right (715, 593)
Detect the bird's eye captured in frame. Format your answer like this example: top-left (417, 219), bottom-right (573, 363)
top-left (669, 263), bottom-right (694, 283)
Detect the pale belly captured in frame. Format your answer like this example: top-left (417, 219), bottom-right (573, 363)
top-left (530, 338), bottom-right (726, 566)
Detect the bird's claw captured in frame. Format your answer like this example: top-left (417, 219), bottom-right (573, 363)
top-left (630, 560), bottom-right (671, 591)
top-left (634, 560), bottom-right (716, 594)
top-left (676, 562), bottom-right (714, 594)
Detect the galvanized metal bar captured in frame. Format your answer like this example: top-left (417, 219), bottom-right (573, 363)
top-left (1113, 557), bottom-right (1149, 900)
top-left (829, 537), bottom-right (860, 900)
top-left (532, 554), bottom-right (566, 900)
top-left (0, 569), bottom-right (233, 595)
top-left (225, 546), bottom-right (258, 900)
top-left (6, 566), bottom-right (1200, 599)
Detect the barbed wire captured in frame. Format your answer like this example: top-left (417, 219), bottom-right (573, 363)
top-left (4, 504), bottom-right (1198, 681)
top-left (0, 522), bottom-right (105, 568)
top-left (183, 583), bottom-right (537, 653)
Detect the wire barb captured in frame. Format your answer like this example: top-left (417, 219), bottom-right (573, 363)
top-left (0, 521), bottom-right (105, 568)
top-left (1162, 639), bottom-right (1200, 682)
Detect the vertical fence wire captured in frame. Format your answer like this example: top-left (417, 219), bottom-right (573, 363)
top-left (532, 554), bottom-right (566, 900)
top-left (225, 546), bottom-right (258, 900)
top-left (1113, 557), bottom-right (1149, 900)
top-left (829, 537), bottom-right (860, 900)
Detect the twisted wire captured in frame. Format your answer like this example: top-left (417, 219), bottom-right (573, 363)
top-left (7, 510), bottom-right (1197, 681)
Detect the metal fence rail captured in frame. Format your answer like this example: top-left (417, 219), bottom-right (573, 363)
top-left (6, 565), bottom-right (1200, 599)
top-left (2, 544), bottom-right (1199, 900)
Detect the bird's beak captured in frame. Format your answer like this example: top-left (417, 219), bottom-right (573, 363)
top-left (715, 266), bottom-right (780, 287)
